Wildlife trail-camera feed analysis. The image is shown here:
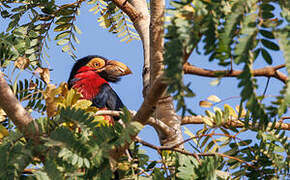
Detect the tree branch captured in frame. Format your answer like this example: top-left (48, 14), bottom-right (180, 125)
top-left (95, 109), bottom-right (175, 135)
top-left (0, 71), bottom-right (37, 139)
top-left (184, 63), bottom-right (287, 83)
top-left (112, 0), bottom-right (151, 97)
top-left (135, 137), bottom-right (254, 168)
top-left (132, 76), bottom-right (167, 125)
top-left (96, 110), bottom-right (290, 130)
top-left (181, 115), bottom-right (290, 130)
top-left (128, 0), bottom-right (151, 97)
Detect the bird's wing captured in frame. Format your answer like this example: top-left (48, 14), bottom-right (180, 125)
top-left (92, 83), bottom-right (124, 111)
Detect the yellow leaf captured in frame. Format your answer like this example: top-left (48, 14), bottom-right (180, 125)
top-left (126, 38), bottom-right (133, 44)
top-left (165, 16), bottom-right (172, 22)
top-left (93, 115), bottom-right (108, 127)
top-left (58, 82), bottom-right (69, 96)
top-left (0, 124), bottom-right (8, 139)
top-left (183, 5), bottom-right (195, 12)
top-left (235, 105), bottom-right (246, 118)
top-left (203, 116), bottom-right (214, 127)
top-left (86, 106), bottom-right (99, 113)
top-left (0, 109), bottom-right (7, 123)
top-left (183, 127), bottom-right (198, 145)
top-left (175, 12), bottom-right (193, 20)
top-left (199, 100), bottom-right (213, 108)
top-left (213, 107), bottom-right (222, 114)
top-left (64, 89), bottom-right (82, 107)
top-left (207, 95), bottom-right (221, 102)
top-left (34, 67), bottom-right (50, 84)
top-left (73, 99), bottom-right (92, 110)
top-left (210, 144), bottom-right (219, 153)
top-left (44, 84), bottom-right (58, 117)
top-left (118, 162), bottom-right (130, 171)
top-left (224, 104), bottom-right (237, 118)
top-left (15, 57), bottom-right (30, 70)
top-left (205, 110), bottom-right (215, 119)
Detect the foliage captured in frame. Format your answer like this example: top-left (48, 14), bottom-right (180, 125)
top-left (165, 0), bottom-right (289, 128)
top-left (88, 0), bottom-right (140, 43)
top-left (196, 96), bottom-right (289, 179)
top-left (0, 0), bottom-right (289, 179)
top-left (0, 84), bottom-right (143, 179)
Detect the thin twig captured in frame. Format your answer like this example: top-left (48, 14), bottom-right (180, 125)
top-left (135, 137), bottom-right (255, 168)
top-left (262, 77), bottom-right (271, 98)
top-left (95, 109), bottom-right (174, 135)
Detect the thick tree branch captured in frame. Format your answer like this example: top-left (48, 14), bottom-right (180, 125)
top-left (128, 0), bottom-right (151, 97)
top-left (181, 115), bottom-right (290, 130)
top-left (149, 0), bottom-right (183, 148)
top-left (149, 0), bottom-right (164, 84)
top-left (0, 71), bottom-right (37, 139)
top-left (112, 0), bottom-right (150, 97)
top-left (132, 76), bottom-right (167, 124)
top-left (184, 63), bottom-right (287, 83)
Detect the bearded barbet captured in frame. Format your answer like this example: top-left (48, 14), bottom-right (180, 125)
top-left (67, 55), bottom-right (132, 124)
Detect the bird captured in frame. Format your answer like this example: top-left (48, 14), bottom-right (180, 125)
top-left (67, 55), bottom-right (132, 124)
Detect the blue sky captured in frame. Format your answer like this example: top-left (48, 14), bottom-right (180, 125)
top-left (1, 2), bottom-right (288, 160)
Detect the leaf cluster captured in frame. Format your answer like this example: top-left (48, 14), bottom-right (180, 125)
top-left (88, 0), bottom-right (140, 43)
top-left (0, 83), bottom-right (144, 179)
top-left (165, 0), bottom-right (289, 127)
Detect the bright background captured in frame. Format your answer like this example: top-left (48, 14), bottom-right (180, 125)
top-left (0, 2), bottom-right (288, 160)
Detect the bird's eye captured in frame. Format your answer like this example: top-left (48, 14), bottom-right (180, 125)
top-left (94, 62), bottom-right (100, 67)
top-left (89, 58), bottom-right (105, 68)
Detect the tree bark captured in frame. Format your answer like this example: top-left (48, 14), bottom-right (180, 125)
top-left (112, 0), bottom-right (184, 148)
top-left (0, 71), bottom-right (37, 140)
top-left (183, 63), bottom-right (287, 83)
top-left (149, 0), bottom-right (184, 147)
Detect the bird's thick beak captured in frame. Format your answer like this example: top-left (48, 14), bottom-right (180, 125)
top-left (105, 60), bottom-right (132, 76)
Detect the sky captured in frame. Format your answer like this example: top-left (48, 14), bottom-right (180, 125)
top-left (1, 1), bottom-right (288, 160)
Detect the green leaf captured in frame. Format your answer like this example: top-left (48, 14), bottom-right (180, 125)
top-left (259, 29), bottom-right (274, 39)
top-left (260, 4), bottom-right (275, 11)
top-left (54, 24), bottom-right (71, 32)
top-left (25, 48), bottom-right (36, 54)
top-left (262, 11), bottom-right (275, 19)
top-left (261, 48), bottom-right (272, 64)
top-left (261, 39), bottom-right (280, 51)
top-left (1, 10), bottom-right (10, 18)
top-left (55, 16), bottom-right (73, 25)
top-left (84, 158), bottom-right (90, 168)
top-left (72, 154), bottom-right (78, 165)
top-left (33, 171), bottom-right (50, 180)
top-left (55, 31), bottom-right (70, 40)
top-left (59, 9), bottom-right (75, 16)
top-left (44, 158), bottom-right (63, 180)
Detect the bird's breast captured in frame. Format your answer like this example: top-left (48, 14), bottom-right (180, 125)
top-left (71, 71), bottom-right (108, 100)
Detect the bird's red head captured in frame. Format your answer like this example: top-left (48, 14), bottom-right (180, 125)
top-left (68, 55), bottom-right (132, 100)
